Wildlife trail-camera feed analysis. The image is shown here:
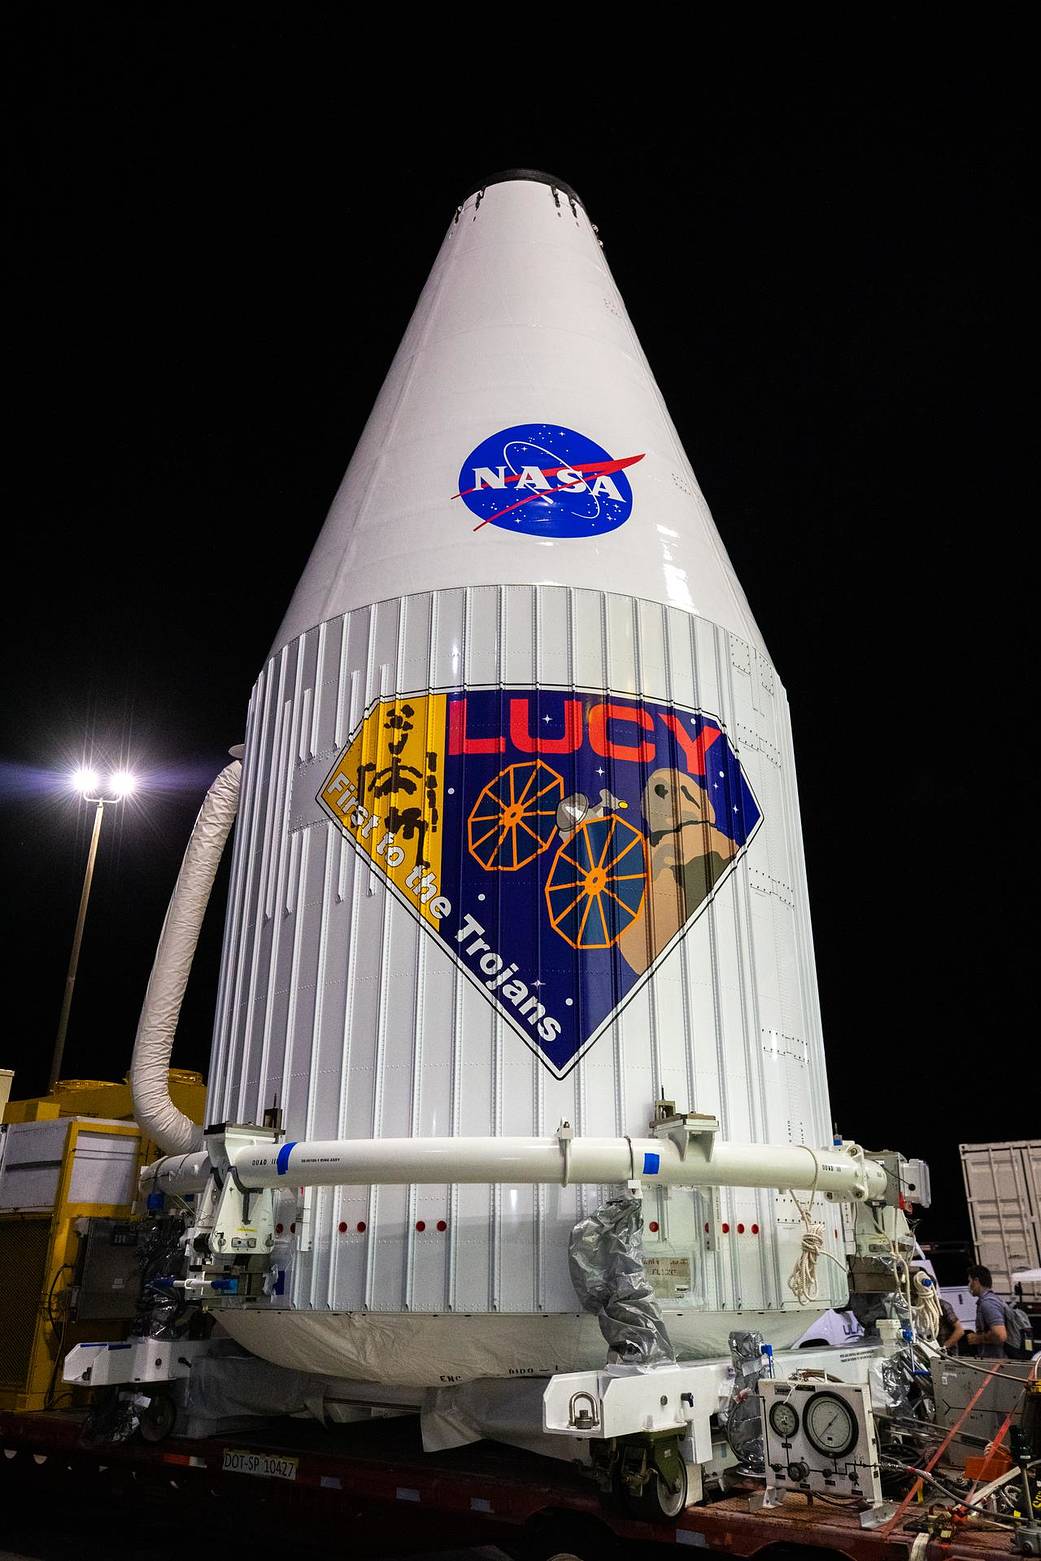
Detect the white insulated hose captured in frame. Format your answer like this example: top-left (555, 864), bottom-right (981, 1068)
top-left (130, 760), bottom-right (241, 1154)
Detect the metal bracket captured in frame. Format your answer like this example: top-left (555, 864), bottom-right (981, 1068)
top-left (184, 1122), bottom-right (281, 1301)
top-left (556, 1120), bottom-right (573, 1186)
top-left (702, 1186), bottom-right (722, 1252)
top-left (649, 1110), bottom-right (720, 1163)
top-left (859, 1501), bottom-right (900, 1530)
top-left (568, 1390), bottom-right (600, 1431)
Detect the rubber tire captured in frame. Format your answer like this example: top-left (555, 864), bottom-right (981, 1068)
top-left (623, 1460), bottom-right (689, 1521)
top-left (138, 1389), bottom-right (177, 1443)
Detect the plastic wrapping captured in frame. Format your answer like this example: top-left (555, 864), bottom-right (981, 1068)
top-left (849, 1287), bottom-right (911, 1340)
top-left (220, 1301), bottom-right (816, 1384)
top-left (128, 1216), bottom-right (191, 1340)
top-left (186, 1345), bottom-right (331, 1425)
top-left (719, 1330), bottom-right (767, 1470)
top-left (421, 1376), bottom-right (557, 1454)
top-left (568, 1197), bottom-right (675, 1365)
top-left (869, 1343), bottom-right (933, 1420)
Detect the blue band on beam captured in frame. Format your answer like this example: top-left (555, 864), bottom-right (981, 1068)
top-left (276, 1141), bottom-right (297, 1176)
top-left (642, 1151), bottom-right (661, 1175)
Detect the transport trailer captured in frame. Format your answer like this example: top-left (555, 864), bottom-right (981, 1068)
top-left (0, 1407), bottom-right (1024, 1560)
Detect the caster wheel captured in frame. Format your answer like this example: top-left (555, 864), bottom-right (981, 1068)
top-left (623, 1461), bottom-right (688, 1521)
top-left (138, 1390), bottom-right (177, 1443)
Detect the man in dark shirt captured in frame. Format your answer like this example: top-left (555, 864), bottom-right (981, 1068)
top-left (938, 1295), bottom-right (965, 1353)
top-left (966, 1264), bottom-right (1008, 1358)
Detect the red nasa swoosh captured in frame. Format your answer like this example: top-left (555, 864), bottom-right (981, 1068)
top-left (452, 454), bottom-right (645, 531)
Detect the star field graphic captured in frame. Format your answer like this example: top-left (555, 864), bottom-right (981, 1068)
top-left (456, 423), bottom-right (643, 537)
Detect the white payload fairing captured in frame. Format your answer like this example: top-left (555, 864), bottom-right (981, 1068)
top-left (197, 171), bottom-right (846, 1385)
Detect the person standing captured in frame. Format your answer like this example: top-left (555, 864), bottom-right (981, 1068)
top-left (966, 1264), bottom-right (1008, 1358)
top-left (938, 1295), bottom-right (965, 1353)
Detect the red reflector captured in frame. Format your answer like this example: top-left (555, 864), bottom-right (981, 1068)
top-left (338, 1221), bottom-right (348, 1234)
top-left (648, 1220), bottom-right (659, 1232)
top-left (357, 1221), bottom-right (367, 1233)
top-left (751, 1224), bottom-right (760, 1234)
top-left (721, 1222), bottom-right (730, 1234)
top-left (415, 1220), bottom-right (426, 1232)
top-left (737, 1223), bottom-right (745, 1233)
top-left (436, 1220), bottom-right (447, 1232)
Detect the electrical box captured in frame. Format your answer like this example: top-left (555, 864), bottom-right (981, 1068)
top-left (901, 1157), bottom-right (931, 1209)
top-left (75, 1218), bottom-right (145, 1320)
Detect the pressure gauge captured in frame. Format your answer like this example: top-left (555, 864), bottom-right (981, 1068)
top-left (768, 1399), bottom-right (799, 1440)
top-left (803, 1391), bottom-right (859, 1458)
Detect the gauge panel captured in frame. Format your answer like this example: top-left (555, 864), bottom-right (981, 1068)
top-left (767, 1399), bottom-right (799, 1440)
top-left (802, 1390), bottom-right (859, 1458)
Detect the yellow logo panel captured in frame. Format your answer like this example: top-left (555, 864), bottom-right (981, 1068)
top-left (318, 693), bottom-right (448, 929)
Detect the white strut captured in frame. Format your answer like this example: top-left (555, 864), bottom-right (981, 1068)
top-left (142, 1129), bottom-right (886, 1203)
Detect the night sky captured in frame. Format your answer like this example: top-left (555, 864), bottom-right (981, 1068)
top-left (4, 25), bottom-right (1030, 1262)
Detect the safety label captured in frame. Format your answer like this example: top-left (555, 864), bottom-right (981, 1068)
top-left (645, 1256), bottom-right (693, 1299)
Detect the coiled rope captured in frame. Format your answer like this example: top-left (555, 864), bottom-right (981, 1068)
top-left (786, 1154), bottom-right (847, 1304)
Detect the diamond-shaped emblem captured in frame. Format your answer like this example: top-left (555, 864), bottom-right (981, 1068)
top-left (318, 688), bottom-right (762, 1078)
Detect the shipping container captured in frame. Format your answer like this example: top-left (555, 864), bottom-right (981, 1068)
top-left (960, 1139), bottom-right (1041, 1301)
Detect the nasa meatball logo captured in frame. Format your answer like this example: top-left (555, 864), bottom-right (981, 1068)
top-left (318, 688), bottom-right (762, 1079)
top-left (454, 423), bottom-right (644, 538)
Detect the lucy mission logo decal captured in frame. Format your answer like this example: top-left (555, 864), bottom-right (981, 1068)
top-left (317, 689), bottom-right (762, 1079)
top-left (454, 424), bottom-right (644, 538)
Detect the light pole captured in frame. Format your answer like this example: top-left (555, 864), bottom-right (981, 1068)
top-left (50, 768), bottom-right (137, 1091)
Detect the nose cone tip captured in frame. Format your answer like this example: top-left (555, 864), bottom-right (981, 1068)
top-left (460, 169), bottom-right (585, 209)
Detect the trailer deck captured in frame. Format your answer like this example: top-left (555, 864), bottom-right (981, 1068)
top-left (0, 1408), bottom-right (1025, 1560)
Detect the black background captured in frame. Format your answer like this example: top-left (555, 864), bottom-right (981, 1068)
top-left (3, 22), bottom-right (1031, 1259)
